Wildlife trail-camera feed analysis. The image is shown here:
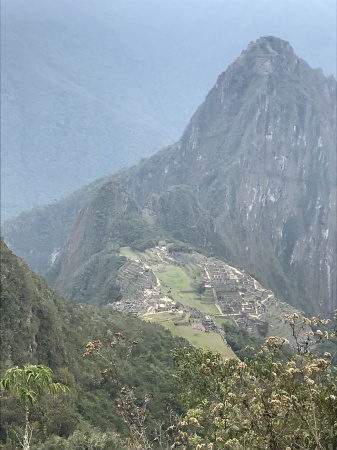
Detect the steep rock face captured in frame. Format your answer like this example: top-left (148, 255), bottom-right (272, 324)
top-left (117, 37), bottom-right (336, 313)
top-left (1, 180), bottom-right (103, 274)
top-left (3, 37), bottom-right (336, 314)
top-left (47, 181), bottom-right (178, 304)
top-left (143, 185), bottom-right (230, 257)
top-left (48, 181), bottom-right (138, 303)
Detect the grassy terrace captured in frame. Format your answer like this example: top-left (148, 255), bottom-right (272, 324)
top-left (120, 247), bottom-right (140, 260)
top-left (213, 316), bottom-right (236, 328)
top-left (144, 312), bottom-right (235, 359)
top-left (152, 264), bottom-right (219, 315)
top-left (119, 247), bottom-right (233, 356)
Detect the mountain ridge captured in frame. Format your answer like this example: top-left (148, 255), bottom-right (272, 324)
top-left (3, 36), bottom-right (336, 315)
top-left (2, 0), bottom-right (336, 218)
top-left (113, 36), bottom-right (336, 314)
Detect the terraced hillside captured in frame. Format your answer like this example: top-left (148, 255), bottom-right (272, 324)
top-left (114, 246), bottom-right (309, 355)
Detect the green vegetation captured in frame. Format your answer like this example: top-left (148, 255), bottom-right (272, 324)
top-left (1, 365), bottom-right (69, 450)
top-left (172, 313), bottom-right (337, 449)
top-left (152, 264), bottom-right (218, 315)
top-left (168, 243), bottom-right (193, 253)
top-left (161, 323), bottom-right (234, 359)
top-left (1, 239), bottom-right (337, 449)
top-left (49, 246), bottom-right (126, 305)
top-left (144, 313), bottom-right (235, 359)
top-left (212, 316), bottom-right (236, 329)
top-left (0, 240), bottom-right (186, 448)
top-left (222, 323), bottom-right (264, 360)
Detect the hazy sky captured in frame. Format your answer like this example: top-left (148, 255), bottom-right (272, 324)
top-left (2, 0), bottom-right (336, 77)
top-left (1, 0), bottom-right (336, 217)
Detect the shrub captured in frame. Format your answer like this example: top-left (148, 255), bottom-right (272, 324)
top-left (171, 311), bottom-right (337, 449)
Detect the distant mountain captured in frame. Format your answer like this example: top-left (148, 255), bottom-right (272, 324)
top-left (2, 181), bottom-right (102, 274)
top-left (3, 37), bottom-right (336, 316)
top-left (115, 37), bottom-right (337, 315)
top-left (1, 0), bottom-right (336, 218)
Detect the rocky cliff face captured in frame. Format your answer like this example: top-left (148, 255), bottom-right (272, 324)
top-left (3, 37), bottom-right (336, 314)
top-left (116, 37), bottom-right (336, 314)
top-left (47, 181), bottom-right (140, 303)
top-left (46, 181), bottom-right (185, 304)
top-left (142, 185), bottom-right (230, 257)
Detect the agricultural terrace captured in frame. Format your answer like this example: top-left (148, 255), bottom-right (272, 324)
top-left (119, 247), bottom-right (232, 355)
top-left (144, 312), bottom-right (235, 359)
top-left (152, 263), bottom-right (218, 315)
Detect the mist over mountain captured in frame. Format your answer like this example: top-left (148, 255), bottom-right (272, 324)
top-left (1, 0), bottom-right (336, 218)
top-left (116, 37), bottom-right (337, 314)
top-left (4, 36), bottom-right (336, 317)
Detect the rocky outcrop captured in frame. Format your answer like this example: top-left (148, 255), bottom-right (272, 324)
top-left (3, 37), bottom-right (336, 314)
top-left (116, 37), bottom-right (336, 314)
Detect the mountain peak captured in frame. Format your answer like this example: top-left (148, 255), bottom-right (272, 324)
top-left (116, 38), bottom-right (337, 314)
top-left (3, 37), bottom-right (336, 316)
top-left (225, 35), bottom-right (300, 79)
top-left (249, 35), bottom-right (294, 55)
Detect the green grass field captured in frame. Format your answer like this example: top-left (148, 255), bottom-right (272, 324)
top-left (144, 312), bottom-right (235, 358)
top-left (120, 247), bottom-right (234, 356)
top-left (143, 311), bottom-right (184, 323)
top-left (152, 264), bottom-right (218, 314)
top-left (213, 316), bottom-right (236, 328)
top-left (143, 248), bottom-right (162, 262)
top-left (120, 247), bottom-right (219, 315)
top-left (120, 247), bottom-right (140, 260)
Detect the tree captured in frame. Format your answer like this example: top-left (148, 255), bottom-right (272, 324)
top-left (83, 335), bottom-right (178, 450)
top-left (82, 314), bottom-right (337, 449)
top-left (0, 364), bottom-right (69, 450)
top-left (171, 312), bottom-right (337, 449)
